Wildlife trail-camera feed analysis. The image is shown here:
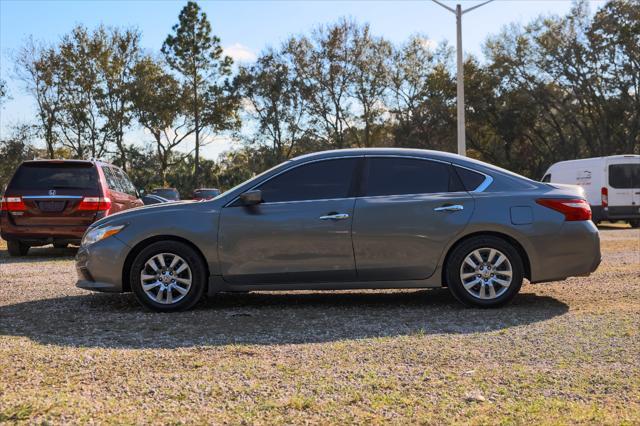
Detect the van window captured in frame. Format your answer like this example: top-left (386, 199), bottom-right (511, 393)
top-left (541, 174), bottom-right (551, 183)
top-left (609, 164), bottom-right (640, 189)
top-left (9, 162), bottom-right (98, 191)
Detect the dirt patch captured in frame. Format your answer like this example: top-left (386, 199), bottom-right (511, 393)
top-left (1, 229), bottom-right (639, 424)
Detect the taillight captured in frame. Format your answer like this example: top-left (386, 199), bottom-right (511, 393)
top-left (536, 198), bottom-right (592, 221)
top-left (78, 197), bottom-right (112, 212)
top-left (601, 187), bottom-right (608, 208)
top-left (0, 196), bottom-right (26, 212)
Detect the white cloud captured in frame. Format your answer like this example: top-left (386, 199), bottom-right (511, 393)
top-left (224, 43), bottom-right (257, 63)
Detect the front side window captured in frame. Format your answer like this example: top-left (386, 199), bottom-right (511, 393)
top-left (364, 158), bottom-right (451, 197)
top-left (257, 158), bottom-right (357, 203)
top-left (609, 164), bottom-right (640, 189)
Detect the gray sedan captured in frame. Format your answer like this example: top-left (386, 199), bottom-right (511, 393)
top-left (76, 149), bottom-right (601, 312)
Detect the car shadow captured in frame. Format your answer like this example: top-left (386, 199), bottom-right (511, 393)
top-left (0, 245), bottom-right (78, 264)
top-left (0, 289), bottom-right (568, 348)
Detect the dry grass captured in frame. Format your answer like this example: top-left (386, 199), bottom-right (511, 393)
top-left (0, 226), bottom-right (639, 424)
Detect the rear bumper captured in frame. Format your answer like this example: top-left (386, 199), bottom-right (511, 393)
top-left (529, 220), bottom-right (601, 283)
top-left (0, 214), bottom-right (89, 243)
top-left (75, 236), bottom-right (129, 293)
top-left (592, 205), bottom-right (640, 222)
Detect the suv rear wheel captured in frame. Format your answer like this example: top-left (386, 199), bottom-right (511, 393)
top-left (130, 241), bottom-right (206, 312)
top-left (446, 236), bottom-right (524, 308)
top-left (7, 240), bottom-right (30, 257)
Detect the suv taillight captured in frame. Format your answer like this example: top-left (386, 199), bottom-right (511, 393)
top-left (536, 198), bottom-right (592, 221)
top-left (0, 196), bottom-right (26, 212)
top-left (601, 187), bottom-right (608, 208)
top-left (78, 197), bottom-right (112, 212)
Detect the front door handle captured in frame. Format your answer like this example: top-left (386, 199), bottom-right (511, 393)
top-left (319, 213), bottom-right (350, 220)
top-left (434, 204), bottom-right (464, 212)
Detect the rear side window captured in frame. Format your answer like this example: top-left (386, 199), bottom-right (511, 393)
top-left (609, 164), bottom-right (640, 189)
top-left (114, 168), bottom-right (137, 196)
top-left (364, 158), bottom-right (451, 196)
top-left (455, 166), bottom-right (488, 190)
top-left (102, 166), bottom-right (121, 192)
top-left (258, 158), bottom-right (357, 203)
top-left (9, 162), bottom-right (98, 191)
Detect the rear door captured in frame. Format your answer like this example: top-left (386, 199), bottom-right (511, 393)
top-left (607, 158), bottom-right (640, 208)
top-left (5, 162), bottom-right (101, 227)
top-left (352, 156), bottom-right (474, 281)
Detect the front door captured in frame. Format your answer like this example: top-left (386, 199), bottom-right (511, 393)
top-left (219, 157), bottom-right (361, 285)
top-left (352, 156), bottom-right (474, 281)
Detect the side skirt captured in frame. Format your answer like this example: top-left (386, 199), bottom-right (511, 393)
top-left (207, 274), bottom-right (443, 296)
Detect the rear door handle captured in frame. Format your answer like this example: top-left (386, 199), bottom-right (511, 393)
top-left (319, 213), bottom-right (350, 220)
top-left (434, 204), bottom-right (464, 212)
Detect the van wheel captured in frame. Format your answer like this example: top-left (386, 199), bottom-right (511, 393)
top-left (446, 236), bottom-right (524, 308)
top-left (130, 241), bottom-right (206, 312)
top-left (630, 220), bottom-right (640, 229)
top-left (53, 243), bottom-right (68, 249)
top-left (7, 240), bottom-right (30, 256)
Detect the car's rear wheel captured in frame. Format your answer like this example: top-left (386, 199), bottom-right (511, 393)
top-left (7, 240), bottom-right (30, 257)
top-left (446, 236), bottom-right (524, 308)
top-left (130, 241), bottom-right (206, 312)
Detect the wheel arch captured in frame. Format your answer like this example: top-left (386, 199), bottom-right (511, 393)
top-left (121, 235), bottom-right (210, 292)
top-left (440, 231), bottom-right (531, 286)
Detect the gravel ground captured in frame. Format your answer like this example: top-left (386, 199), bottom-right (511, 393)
top-left (0, 226), bottom-right (639, 424)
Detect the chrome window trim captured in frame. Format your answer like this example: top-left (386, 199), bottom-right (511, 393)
top-left (225, 153), bottom-right (494, 207)
top-left (451, 164), bottom-right (494, 193)
top-left (21, 195), bottom-right (83, 199)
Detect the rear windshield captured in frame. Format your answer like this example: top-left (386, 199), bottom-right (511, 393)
top-left (9, 162), bottom-right (98, 191)
top-left (609, 164), bottom-right (640, 189)
top-left (152, 189), bottom-right (180, 200)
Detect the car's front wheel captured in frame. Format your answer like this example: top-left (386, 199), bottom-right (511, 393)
top-left (446, 236), bottom-right (524, 308)
top-left (130, 241), bottom-right (206, 312)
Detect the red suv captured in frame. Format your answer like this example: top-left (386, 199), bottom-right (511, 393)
top-left (1, 160), bottom-right (144, 256)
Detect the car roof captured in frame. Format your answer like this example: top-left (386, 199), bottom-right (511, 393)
top-left (21, 159), bottom-right (115, 167)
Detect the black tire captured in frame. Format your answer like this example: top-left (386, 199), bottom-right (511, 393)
top-left (130, 241), bottom-right (206, 312)
top-left (446, 236), bottom-right (524, 308)
top-left (7, 240), bottom-right (29, 257)
top-left (53, 243), bottom-right (68, 249)
top-left (629, 220), bottom-right (640, 229)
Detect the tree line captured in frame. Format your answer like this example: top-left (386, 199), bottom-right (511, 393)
top-left (1, 0), bottom-right (638, 195)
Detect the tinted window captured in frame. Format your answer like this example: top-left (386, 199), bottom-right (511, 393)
top-left (365, 158), bottom-right (450, 196)
top-left (609, 164), bottom-right (640, 189)
top-left (9, 163), bottom-right (98, 191)
top-left (258, 158), bottom-right (357, 203)
top-left (455, 166), bottom-right (487, 190)
top-left (541, 174), bottom-right (551, 183)
top-left (114, 168), bottom-right (137, 196)
top-left (151, 188), bottom-right (180, 200)
top-left (102, 166), bottom-right (120, 191)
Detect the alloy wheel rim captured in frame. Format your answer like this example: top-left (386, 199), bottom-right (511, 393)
top-left (459, 247), bottom-right (513, 300)
top-left (140, 253), bottom-right (192, 305)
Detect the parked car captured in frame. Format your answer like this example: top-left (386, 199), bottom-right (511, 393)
top-left (76, 148), bottom-right (601, 312)
top-left (1, 159), bottom-right (143, 256)
top-left (141, 194), bottom-right (171, 205)
top-left (542, 155), bottom-right (640, 227)
top-left (193, 188), bottom-right (221, 200)
top-left (150, 188), bottom-right (180, 201)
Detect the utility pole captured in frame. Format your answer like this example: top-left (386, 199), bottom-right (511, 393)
top-left (432, 0), bottom-right (494, 156)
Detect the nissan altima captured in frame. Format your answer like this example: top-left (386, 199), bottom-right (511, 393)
top-left (76, 149), bottom-right (601, 311)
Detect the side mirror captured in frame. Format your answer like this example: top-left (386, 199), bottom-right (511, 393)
top-left (239, 189), bottom-right (262, 206)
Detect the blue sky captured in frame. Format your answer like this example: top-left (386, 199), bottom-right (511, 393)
top-left (0, 0), bottom-right (605, 159)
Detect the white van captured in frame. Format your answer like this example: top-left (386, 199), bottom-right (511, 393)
top-left (541, 155), bottom-right (640, 227)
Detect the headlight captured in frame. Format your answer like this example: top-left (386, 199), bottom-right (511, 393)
top-left (81, 224), bottom-right (126, 247)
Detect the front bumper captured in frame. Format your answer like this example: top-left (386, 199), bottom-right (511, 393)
top-left (75, 236), bottom-right (130, 293)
